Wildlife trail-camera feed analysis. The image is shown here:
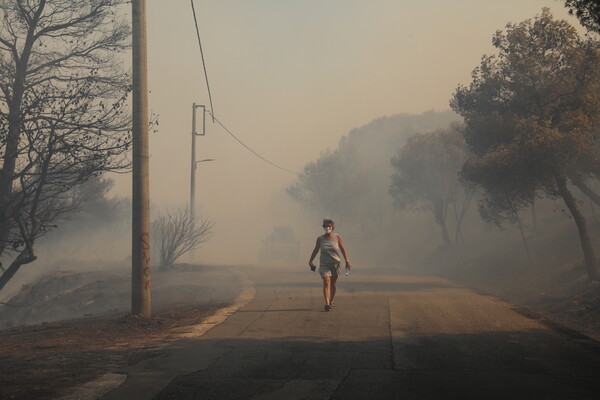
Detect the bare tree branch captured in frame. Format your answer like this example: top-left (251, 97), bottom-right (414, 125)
top-left (152, 208), bottom-right (215, 270)
top-left (0, 0), bottom-right (131, 291)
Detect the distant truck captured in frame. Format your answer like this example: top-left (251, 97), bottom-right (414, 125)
top-left (258, 226), bottom-right (300, 264)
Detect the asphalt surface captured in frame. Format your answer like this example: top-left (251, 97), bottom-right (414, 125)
top-left (99, 265), bottom-right (600, 400)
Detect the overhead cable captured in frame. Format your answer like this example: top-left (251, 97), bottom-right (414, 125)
top-left (190, 1), bottom-right (298, 176)
top-left (190, 0), bottom-right (215, 122)
top-left (207, 111), bottom-right (299, 176)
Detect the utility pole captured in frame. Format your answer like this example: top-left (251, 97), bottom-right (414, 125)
top-left (131, 0), bottom-right (151, 317)
top-left (189, 104), bottom-right (213, 264)
top-left (190, 103), bottom-right (205, 223)
top-left (190, 104), bottom-right (214, 220)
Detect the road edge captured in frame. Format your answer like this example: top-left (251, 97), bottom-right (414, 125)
top-left (57, 272), bottom-right (256, 400)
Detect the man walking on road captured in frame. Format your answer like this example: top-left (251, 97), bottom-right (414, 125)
top-left (309, 217), bottom-right (352, 311)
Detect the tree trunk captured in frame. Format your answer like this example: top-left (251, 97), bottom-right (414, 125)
top-left (556, 175), bottom-right (599, 281)
top-left (590, 200), bottom-right (600, 227)
top-left (454, 185), bottom-right (475, 245)
top-left (0, 92), bottom-right (24, 258)
top-left (440, 219), bottom-right (452, 246)
top-left (434, 203), bottom-right (452, 246)
top-left (573, 179), bottom-right (600, 207)
top-left (0, 4), bottom-right (41, 258)
top-left (514, 211), bottom-right (533, 267)
top-left (0, 250), bottom-right (37, 293)
top-left (531, 200), bottom-right (538, 232)
top-left (453, 201), bottom-right (463, 244)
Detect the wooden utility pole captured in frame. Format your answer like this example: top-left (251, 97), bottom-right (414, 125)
top-left (131, 0), bottom-right (151, 317)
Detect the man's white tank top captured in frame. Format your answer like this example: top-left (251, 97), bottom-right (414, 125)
top-left (319, 233), bottom-right (341, 265)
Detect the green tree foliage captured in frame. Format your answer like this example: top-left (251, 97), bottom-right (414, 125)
top-left (451, 9), bottom-right (600, 280)
top-left (389, 124), bottom-right (472, 246)
top-left (288, 111), bottom-right (457, 220)
top-left (287, 111), bottom-right (457, 259)
top-left (287, 144), bottom-right (365, 220)
top-left (564, 0), bottom-right (600, 32)
top-left (0, 0), bottom-right (131, 292)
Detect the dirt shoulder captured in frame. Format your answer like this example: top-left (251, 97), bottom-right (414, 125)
top-left (0, 264), bottom-right (245, 400)
top-left (478, 263), bottom-right (600, 342)
top-left (416, 247), bottom-right (600, 342)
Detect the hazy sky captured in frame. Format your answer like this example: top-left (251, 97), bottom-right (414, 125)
top-left (111, 1), bottom-right (579, 264)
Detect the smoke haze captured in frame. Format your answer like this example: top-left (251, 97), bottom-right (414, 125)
top-left (103, 1), bottom-right (579, 266)
top-left (0, 2), bottom-right (584, 303)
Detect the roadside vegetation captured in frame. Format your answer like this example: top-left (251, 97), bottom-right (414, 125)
top-left (152, 208), bottom-right (214, 271)
top-left (0, 0), bottom-right (131, 292)
top-left (2, 2), bottom-right (600, 335)
top-left (289, 6), bottom-right (600, 317)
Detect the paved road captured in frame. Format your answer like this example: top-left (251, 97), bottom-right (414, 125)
top-left (100, 265), bottom-right (600, 400)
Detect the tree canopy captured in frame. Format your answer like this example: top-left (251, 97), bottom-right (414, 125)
top-left (451, 8), bottom-right (600, 280)
top-left (563, 0), bottom-right (600, 32)
top-left (287, 111), bottom-right (458, 261)
top-left (0, 0), bottom-right (131, 292)
top-left (389, 123), bottom-right (471, 245)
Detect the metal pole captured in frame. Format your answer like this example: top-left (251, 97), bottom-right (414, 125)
top-left (190, 103), bottom-right (197, 223)
top-left (190, 104), bottom-right (206, 222)
top-left (190, 106), bottom-right (211, 263)
top-left (131, 0), bottom-right (151, 317)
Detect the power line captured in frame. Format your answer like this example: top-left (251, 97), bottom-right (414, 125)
top-left (206, 111), bottom-right (299, 176)
top-left (189, 1), bottom-right (299, 177)
top-left (190, 0), bottom-right (215, 122)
